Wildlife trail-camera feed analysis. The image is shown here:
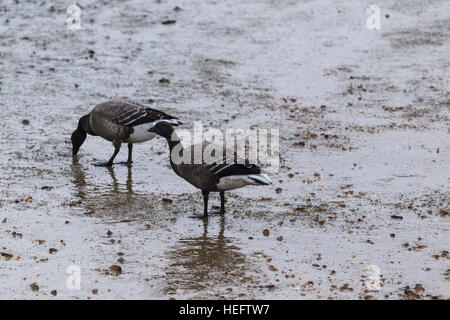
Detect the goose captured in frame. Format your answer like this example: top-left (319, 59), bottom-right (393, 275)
top-left (148, 121), bottom-right (272, 218)
top-left (71, 100), bottom-right (181, 166)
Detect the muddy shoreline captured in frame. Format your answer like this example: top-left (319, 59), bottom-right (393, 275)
top-left (0, 0), bottom-right (449, 299)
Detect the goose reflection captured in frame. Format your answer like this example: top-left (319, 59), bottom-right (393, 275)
top-left (70, 157), bottom-right (87, 201)
top-left (70, 158), bottom-right (135, 198)
top-left (69, 159), bottom-right (151, 218)
top-left (106, 166), bottom-right (134, 195)
top-left (163, 216), bottom-right (248, 294)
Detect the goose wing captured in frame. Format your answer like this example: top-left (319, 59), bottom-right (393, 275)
top-left (208, 162), bottom-right (262, 178)
top-left (96, 100), bottom-right (179, 127)
top-left (202, 143), bottom-right (261, 178)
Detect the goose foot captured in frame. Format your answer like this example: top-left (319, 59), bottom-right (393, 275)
top-left (189, 214), bottom-right (208, 219)
top-left (189, 211), bottom-right (224, 218)
top-left (93, 161), bottom-right (132, 167)
top-left (115, 161), bottom-right (133, 167)
top-left (93, 161), bottom-right (113, 167)
top-left (208, 211), bottom-right (225, 215)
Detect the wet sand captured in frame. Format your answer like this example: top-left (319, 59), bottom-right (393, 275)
top-left (0, 0), bottom-right (449, 299)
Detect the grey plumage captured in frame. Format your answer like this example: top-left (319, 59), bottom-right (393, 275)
top-left (96, 100), bottom-right (178, 128)
top-left (71, 100), bottom-right (181, 166)
top-left (148, 122), bottom-right (271, 218)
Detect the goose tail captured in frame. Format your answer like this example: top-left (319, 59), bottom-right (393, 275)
top-left (158, 118), bottom-right (182, 126)
top-left (248, 174), bottom-right (271, 185)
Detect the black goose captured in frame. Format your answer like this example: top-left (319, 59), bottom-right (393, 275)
top-left (71, 100), bottom-right (181, 166)
top-left (148, 122), bottom-right (272, 218)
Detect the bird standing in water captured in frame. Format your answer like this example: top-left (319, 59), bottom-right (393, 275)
top-left (148, 121), bottom-right (271, 218)
top-left (71, 100), bottom-right (181, 166)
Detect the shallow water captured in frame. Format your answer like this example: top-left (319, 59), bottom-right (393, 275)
top-left (0, 0), bottom-right (449, 299)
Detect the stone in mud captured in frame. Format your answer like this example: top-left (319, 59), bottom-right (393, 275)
top-left (268, 265), bottom-right (278, 272)
top-left (1, 252), bottom-right (13, 261)
top-left (30, 283), bottom-right (39, 291)
top-left (109, 265), bottom-right (122, 276)
top-left (414, 284), bottom-right (425, 294)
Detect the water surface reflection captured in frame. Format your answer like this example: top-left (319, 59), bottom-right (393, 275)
top-left (163, 216), bottom-right (248, 294)
top-left (69, 160), bottom-right (151, 219)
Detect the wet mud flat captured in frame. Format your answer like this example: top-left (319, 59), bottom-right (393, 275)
top-left (0, 0), bottom-right (449, 299)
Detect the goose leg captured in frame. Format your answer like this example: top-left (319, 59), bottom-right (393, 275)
top-left (202, 190), bottom-right (209, 217)
top-left (208, 191), bottom-right (226, 215)
top-left (220, 191), bottom-right (225, 215)
top-left (190, 190), bottom-right (209, 219)
top-left (94, 141), bottom-right (121, 167)
top-left (126, 143), bottom-right (133, 166)
top-left (113, 143), bottom-right (133, 166)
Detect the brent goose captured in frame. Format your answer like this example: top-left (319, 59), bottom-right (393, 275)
top-left (71, 100), bottom-right (181, 166)
top-left (148, 122), bottom-right (272, 218)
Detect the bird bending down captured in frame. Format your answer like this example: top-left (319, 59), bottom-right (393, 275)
top-left (148, 121), bottom-right (272, 218)
top-left (71, 100), bottom-right (181, 166)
